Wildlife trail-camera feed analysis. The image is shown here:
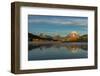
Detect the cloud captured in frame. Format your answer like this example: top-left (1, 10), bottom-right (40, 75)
top-left (28, 16), bottom-right (88, 26)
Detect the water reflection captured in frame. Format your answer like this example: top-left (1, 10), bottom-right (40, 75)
top-left (28, 42), bottom-right (88, 60)
top-left (29, 43), bottom-right (87, 53)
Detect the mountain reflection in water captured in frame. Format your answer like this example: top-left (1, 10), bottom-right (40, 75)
top-left (28, 42), bottom-right (88, 61)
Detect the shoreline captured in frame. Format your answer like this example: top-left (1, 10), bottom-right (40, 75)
top-left (29, 41), bottom-right (87, 45)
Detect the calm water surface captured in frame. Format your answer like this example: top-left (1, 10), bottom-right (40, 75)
top-left (28, 42), bottom-right (88, 61)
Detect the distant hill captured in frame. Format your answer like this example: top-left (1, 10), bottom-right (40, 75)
top-left (28, 33), bottom-right (53, 41)
top-left (28, 33), bottom-right (41, 41)
top-left (78, 34), bottom-right (88, 42)
top-left (81, 34), bottom-right (88, 38)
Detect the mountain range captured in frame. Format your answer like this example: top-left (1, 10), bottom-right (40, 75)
top-left (28, 32), bottom-right (88, 42)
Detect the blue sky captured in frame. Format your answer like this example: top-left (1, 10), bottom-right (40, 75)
top-left (28, 15), bottom-right (88, 37)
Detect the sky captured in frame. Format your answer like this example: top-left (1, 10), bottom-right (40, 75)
top-left (28, 15), bottom-right (88, 37)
